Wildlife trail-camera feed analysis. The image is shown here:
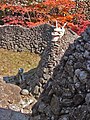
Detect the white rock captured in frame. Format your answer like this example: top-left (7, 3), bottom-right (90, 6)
top-left (20, 89), bottom-right (29, 95)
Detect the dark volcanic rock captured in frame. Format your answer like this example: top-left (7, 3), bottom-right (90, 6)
top-left (31, 27), bottom-right (90, 119)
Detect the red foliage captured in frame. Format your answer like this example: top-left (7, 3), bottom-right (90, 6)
top-left (0, 0), bottom-right (89, 35)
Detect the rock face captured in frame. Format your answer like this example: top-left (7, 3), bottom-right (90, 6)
top-left (31, 27), bottom-right (90, 120)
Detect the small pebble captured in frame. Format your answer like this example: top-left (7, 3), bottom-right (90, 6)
top-left (20, 89), bottom-right (29, 95)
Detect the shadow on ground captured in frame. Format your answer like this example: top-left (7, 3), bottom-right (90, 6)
top-left (0, 108), bottom-right (30, 120)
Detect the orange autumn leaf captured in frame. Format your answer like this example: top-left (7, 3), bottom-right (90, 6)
top-left (66, 15), bottom-right (73, 21)
top-left (67, 22), bottom-right (79, 30)
top-left (0, 4), bottom-right (7, 10)
top-left (67, 22), bottom-right (75, 27)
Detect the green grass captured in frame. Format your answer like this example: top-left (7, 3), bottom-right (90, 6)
top-left (0, 48), bottom-right (40, 76)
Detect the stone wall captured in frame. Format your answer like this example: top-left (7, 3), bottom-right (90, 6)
top-left (31, 27), bottom-right (90, 120)
top-left (2, 25), bottom-right (79, 99)
top-left (25, 29), bottom-right (79, 98)
top-left (0, 24), bottom-right (53, 54)
top-left (1, 22), bottom-right (90, 120)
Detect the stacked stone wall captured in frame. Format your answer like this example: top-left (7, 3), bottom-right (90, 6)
top-left (1, 24), bottom-right (79, 99)
top-left (26, 29), bottom-right (79, 98)
top-left (0, 24), bottom-right (53, 54)
top-left (31, 27), bottom-right (90, 120)
top-left (1, 22), bottom-right (90, 120)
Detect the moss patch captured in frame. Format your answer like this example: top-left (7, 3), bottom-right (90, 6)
top-left (0, 48), bottom-right (40, 76)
